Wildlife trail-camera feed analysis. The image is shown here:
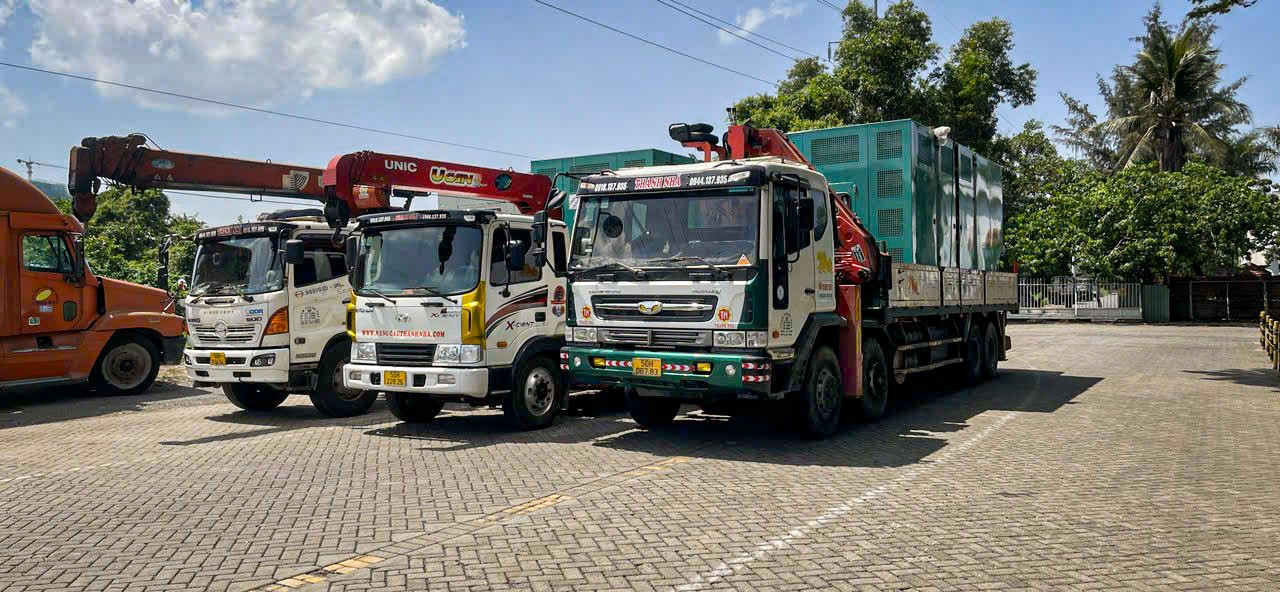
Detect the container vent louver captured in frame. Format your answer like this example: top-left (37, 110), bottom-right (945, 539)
top-left (623, 159), bottom-right (647, 168)
top-left (811, 135), bottom-right (860, 165)
top-left (568, 162), bottom-right (609, 192)
top-left (961, 155), bottom-right (973, 181)
top-left (876, 169), bottom-right (904, 199)
top-left (888, 247), bottom-right (905, 262)
top-left (916, 133), bottom-right (934, 166)
top-left (941, 146), bottom-right (955, 175)
top-left (877, 208), bottom-right (904, 237)
top-left (876, 130), bottom-right (903, 160)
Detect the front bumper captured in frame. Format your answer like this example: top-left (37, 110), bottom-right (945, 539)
top-left (184, 347), bottom-right (290, 384)
top-left (561, 347), bottom-right (775, 400)
top-left (343, 363), bottom-right (489, 398)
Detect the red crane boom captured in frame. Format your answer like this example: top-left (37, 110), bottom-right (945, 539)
top-left (321, 151), bottom-right (553, 226)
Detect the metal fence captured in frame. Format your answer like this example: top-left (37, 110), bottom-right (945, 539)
top-left (1014, 278), bottom-right (1143, 321)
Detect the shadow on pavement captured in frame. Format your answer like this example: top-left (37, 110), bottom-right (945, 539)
top-left (361, 369), bottom-right (1100, 468)
top-left (0, 379), bottom-right (213, 430)
top-left (1183, 368), bottom-right (1278, 390)
top-left (159, 398), bottom-right (391, 446)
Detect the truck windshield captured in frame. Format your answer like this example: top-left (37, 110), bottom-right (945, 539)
top-left (190, 235), bottom-right (283, 296)
top-left (569, 189), bottom-right (759, 270)
top-left (357, 225), bottom-right (484, 297)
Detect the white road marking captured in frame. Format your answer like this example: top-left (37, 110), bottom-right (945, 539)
top-left (674, 370), bottom-right (1045, 592)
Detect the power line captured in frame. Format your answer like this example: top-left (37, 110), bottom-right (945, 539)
top-left (662, 0), bottom-right (824, 61)
top-left (653, 0), bottom-right (812, 62)
top-left (531, 0), bottom-right (778, 87)
top-left (816, 0), bottom-right (843, 12)
top-left (0, 61), bottom-right (537, 160)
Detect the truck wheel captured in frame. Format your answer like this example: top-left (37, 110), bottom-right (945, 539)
top-left (797, 346), bottom-right (843, 437)
top-left (223, 384), bottom-right (288, 411)
top-left (626, 390), bottom-right (681, 428)
top-left (982, 323), bottom-right (1001, 380)
top-left (91, 334), bottom-right (161, 396)
top-left (857, 339), bottom-right (890, 421)
top-left (961, 323), bottom-right (984, 387)
top-left (504, 355), bottom-right (564, 430)
top-left (386, 393), bottom-right (445, 423)
top-left (309, 346), bottom-right (376, 417)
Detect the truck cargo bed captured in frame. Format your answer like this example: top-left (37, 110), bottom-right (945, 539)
top-left (884, 263), bottom-right (1018, 317)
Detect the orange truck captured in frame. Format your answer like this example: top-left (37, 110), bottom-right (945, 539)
top-left (0, 166), bottom-right (184, 393)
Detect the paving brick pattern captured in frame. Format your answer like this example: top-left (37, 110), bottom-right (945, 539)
top-left (0, 325), bottom-right (1277, 591)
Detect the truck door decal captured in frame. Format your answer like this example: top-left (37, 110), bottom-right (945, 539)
top-left (485, 286), bottom-right (548, 337)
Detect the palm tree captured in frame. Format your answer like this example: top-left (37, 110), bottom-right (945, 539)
top-left (1101, 14), bottom-right (1249, 172)
top-left (1218, 130), bottom-right (1278, 178)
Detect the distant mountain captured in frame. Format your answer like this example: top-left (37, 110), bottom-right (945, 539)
top-left (31, 179), bottom-right (71, 201)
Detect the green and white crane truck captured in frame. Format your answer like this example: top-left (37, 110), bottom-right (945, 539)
top-left (545, 120), bottom-right (1017, 437)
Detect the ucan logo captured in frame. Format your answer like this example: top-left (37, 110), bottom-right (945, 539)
top-left (385, 160), bottom-right (418, 172)
top-left (430, 166), bottom-right (483, 188)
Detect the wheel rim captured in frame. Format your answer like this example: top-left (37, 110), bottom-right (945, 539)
top-left (814, 366), bottom-right (840, 418)
top-left (332, 362), bottom-right (363, 401)
top-left (102, 343), bottom-right (150, 390)
top-left (865, 357), bottom-right (888, 409)
top-left (523, 367), bottom-right (556, 417)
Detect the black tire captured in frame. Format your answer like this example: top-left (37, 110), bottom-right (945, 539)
top-left (91, 334), bottom-right (161, 396)
top-left (309, 345), bottom-right (376, 417)
top-left (857, 338), bottom-right (891, 421)
top-left (626, 390), bottom-right (681, 429)
top-left (981, 322), bottom-right (1001, 380)
top-left (961, 322), bottom-right (984, 387)
top-left (796, 346), bottom-right (843, 438)
top-left (223, 383), bottom-right (288, 411)
top-left (504, 355), bottom-right (564, 430)
top-left (385, 392), bottom-right (445, 423)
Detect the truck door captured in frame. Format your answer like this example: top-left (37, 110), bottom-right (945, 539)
top-left (289, 233), bottom-right (350, 363)
top-left (18, 232), bottom-right (82, 335)
top-left (810, 189), bottom-right (836, 312)
top-left (485, 225), bottom-right (547, 370)
top-left (771, 183), bottom-right (816, 315)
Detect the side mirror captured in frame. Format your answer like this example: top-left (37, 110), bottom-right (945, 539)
top-left (284, 239), bottom-right (305, 265)
top-left (798, 196), bottom-right (816, 230)
top-left (531, 210), bottom-right (548, 245)
top-left (528, 246), bottom-right (547, 271)
top-left (505, 240), bottom-right (527, 272)
top-left (546, 190), bottom-right (566, 211)
top-left (72, 234), bottom-right (86, 286)
top-left (344, 235), bottom-right (358, 275)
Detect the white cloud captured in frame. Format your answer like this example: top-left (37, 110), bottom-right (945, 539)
top-left (26, 0), bottom-right (467, 112)
top-left (0, 0), bottom-right (16, 48)
top-left (0, 84), bottom-right (27, 127)
top-left (718, 0), bottom-right (804, 44)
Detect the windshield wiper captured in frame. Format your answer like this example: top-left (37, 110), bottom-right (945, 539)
top-left (645, 256), bottom-right (732, 277)
top-left (229, 284), bottom-right (254, 302)
top-left (580, 261), bottom-right (647, 278)
top-left (358, 287), bottom-right (396, 305)
top-left (407, 285), bottom-right (449, 298)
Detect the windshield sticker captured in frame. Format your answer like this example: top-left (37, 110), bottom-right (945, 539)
top-left (736, 254), bottom-right (750, 266)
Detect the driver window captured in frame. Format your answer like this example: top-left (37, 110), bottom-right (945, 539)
top-left (811, 189), bottom-right (829, 242)
top-left (490, 228), bottom-right (542, 285)
top-left (23, 234), bottom-right (74, 274)
top-left (295, 238), bottom-right (348, 287)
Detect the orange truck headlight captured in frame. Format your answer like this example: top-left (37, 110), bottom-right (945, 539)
top-left (265, 307), bottom-right (290, 335)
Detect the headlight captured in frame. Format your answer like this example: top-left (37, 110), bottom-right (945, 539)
top-left (251, 354), bottom-right (276, 367)
top-left (434, 344), bottom-right (483, 364)
top-left (714, 331), bottom-right (746, 347)
top-left (571, 327), bottom-right (597, 343)
top-left (746, 331), bottom-right (769, 348)
top-left (353, 342), bottom-right (377, 362)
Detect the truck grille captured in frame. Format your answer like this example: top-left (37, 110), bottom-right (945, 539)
top-left (377, 343), bottom-right (437, 367)
top-left (590, 295), bottom-right (717, 321)
top-left (191, 323), bottom-right (257, 345)
top-left (598, 329), bottom-right (710, 348)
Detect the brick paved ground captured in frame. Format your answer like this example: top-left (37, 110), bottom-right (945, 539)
top-left (0, 324), bottom-right (1277, 591)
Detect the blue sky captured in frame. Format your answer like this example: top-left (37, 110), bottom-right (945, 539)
top-left (1, 0), bottom-right (1276, 227)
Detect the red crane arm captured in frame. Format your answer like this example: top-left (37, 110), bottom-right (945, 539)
top-left (322, 151), bottom-right (553, 224)
top-left (68, 134), bottom-right (324, 223)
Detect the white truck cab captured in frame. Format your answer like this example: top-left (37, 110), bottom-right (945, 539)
top-left (343, 209), bottom-right (570, 429)
top-left (182, 211), bottom-right (375, 416)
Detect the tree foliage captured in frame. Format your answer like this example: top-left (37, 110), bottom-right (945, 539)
top-left (56, 188), bottom-right (203, 291)
top-left (1188, 0), bottom-right (1258, 18)
top-left (732, 0), bottom-right (1036, 155)
top-left (1006, 162), bottom-right (1280, 280)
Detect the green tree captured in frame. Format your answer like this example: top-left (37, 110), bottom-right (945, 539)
top-left (1006, 162), bottom-right (1280, 280)
top-left (1188, 0), bottom-right (1258, 18)
top-left (732, 1), bottom-right (1036, 154)
top-left (58, 188), bottom-right (205, 291)
top-left (1099, 7), bottom-right (1250, 172)
top-left (1053, 91), bottom-right (1120, 171)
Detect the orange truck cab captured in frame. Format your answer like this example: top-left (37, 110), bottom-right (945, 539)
top-left (0, 166), bottom-right (184, 393)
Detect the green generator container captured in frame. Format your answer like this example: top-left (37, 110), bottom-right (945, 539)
top-left (788, 120), bottom-right (1004, 270)
top-left (531, 149), bottom-right (696, 230)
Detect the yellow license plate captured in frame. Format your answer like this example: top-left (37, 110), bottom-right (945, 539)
top-left (384, 370), bottom-right (407, 386)
top-left (209, 352), bottom-right (227, 366)
top-left (632, 358), bottom-right (662, 377)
